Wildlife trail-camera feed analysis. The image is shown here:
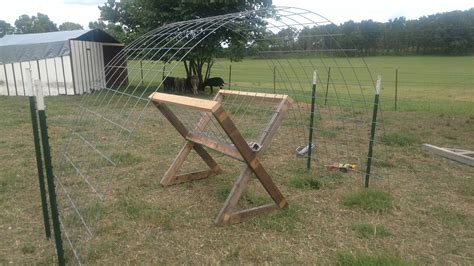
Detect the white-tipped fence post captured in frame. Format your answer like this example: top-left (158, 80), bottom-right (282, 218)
top-left (365, 75), bottom-right (382, 188)
top-left (307, 70), bottom-right (317, 170)
top-left (34, 81), bottom-right (65, 265)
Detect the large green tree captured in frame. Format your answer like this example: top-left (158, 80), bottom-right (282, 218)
top-left (14, 13), bottom-right (58, 34)
top-left (94, 0), bottom-right (272, 87)
top-left (59, 22), bottom-right (83, 31)
top-left (0, 20), bottom-right (14, 37)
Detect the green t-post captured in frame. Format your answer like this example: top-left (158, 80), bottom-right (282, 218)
top-left (27, 68), bottom-right (51, 239)
top-left (29, 95), bottom-right (51, 238)
top-left (365, 76), bottom-right (382, 188)
top-left (307, 70), bottom-right (317, 170)
top-left (35, 82), bottom-right (65, 265)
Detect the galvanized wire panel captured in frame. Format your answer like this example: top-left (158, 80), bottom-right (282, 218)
top-left (54, 6), bottom-right (390, 264)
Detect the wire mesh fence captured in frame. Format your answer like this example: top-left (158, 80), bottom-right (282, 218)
top-left (45, 6), bottom-right (404, 264)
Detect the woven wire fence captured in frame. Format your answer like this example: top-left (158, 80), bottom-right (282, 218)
top-left (52, 6), bottom-right (390, 263)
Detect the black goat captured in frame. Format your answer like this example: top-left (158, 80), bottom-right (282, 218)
top-left (203, 77), bottom-right (225, 94)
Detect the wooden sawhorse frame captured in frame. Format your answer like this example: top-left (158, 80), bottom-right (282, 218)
top-left (149, 90), bottom-right (293, 225)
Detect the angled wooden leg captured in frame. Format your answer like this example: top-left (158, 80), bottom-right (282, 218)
top-left (215, 167), bottom-right (252, 224)
top-left (213, 105), bottom-right (290, 225)
top-left (161, 141), bottom-right (194, 186)
top-left (154, 102), bottom-right (221, 186)
top-left (213, 106), bottom-right (287, 206)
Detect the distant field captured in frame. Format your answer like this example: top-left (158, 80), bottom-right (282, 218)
top-left (127, 56), bottom-right (474, 115)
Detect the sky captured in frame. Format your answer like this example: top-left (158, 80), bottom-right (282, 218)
top-left (0, 0), bottom-right (472, 28)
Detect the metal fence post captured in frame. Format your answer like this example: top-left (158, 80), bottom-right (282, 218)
top-left (324, 67), bottom-right (331, 106)
top-left (307, 70), bottom-right (317, 170)
top-left (28, 69), bottom-right (51, 239)
top-left (273, 66), bottom-right (276, 94)
top-left (395, 68), bottom-right (398, 111)
top-left (228, 63), bottom-right (232, 90)
top-left (140, 60), bottom-right (144, 85)
top-left (35, 81), bottom-right (65, 265)
top-left (365, 76), bottom-right (382, 188)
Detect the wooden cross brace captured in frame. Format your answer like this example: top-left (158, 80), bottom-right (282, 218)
top-left (149, 90), bottom-right (293, 225)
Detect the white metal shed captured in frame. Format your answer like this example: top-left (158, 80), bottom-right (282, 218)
top-left (0, 29), bottom-right (125, 96)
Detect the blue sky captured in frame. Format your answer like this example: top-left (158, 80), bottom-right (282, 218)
top-left (0, 0), bottom-right (472, 28)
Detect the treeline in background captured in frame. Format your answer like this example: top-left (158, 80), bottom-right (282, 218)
top-left (1, 8), bottom-right (473, 56)
top-left (287, 9), bottom-right (474, 56)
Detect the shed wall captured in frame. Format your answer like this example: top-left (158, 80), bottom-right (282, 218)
top-left (0, 55), bottom-right (75, 96)
top-left (0, 40), bottom-right (119, 96)
top-left (70, 40), bottom-right (107, 94)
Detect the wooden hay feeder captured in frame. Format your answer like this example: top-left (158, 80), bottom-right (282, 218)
top-left (149, 90), bottom-right (293, 225)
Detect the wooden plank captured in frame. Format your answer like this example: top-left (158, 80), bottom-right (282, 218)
top-left (149, 92), bottom-right (221, 112)
top-left (215, 97), bottom-right (291, 224)
top-left (161, 142), bottom-right (194, 186)
top-left (213, 106), bottom-right (287, 206)
top-left (219, 90), bottom-right (294, 105)
top-left (219, 203), bottom-right (281, 225)
top-left (257, 98), bottom-right (291, 150)
top-left (172, 170), bottom-right (219, 185)
top-left (422, 144), bottom-right (474, 167)
top-left (186, 133), bottom-right (244, 162)
top-left (154, 102), bottom-right (221, 183)
top-left (214, 167), bottom-right (253, 224)
top-left (193, 93), bottom-right (224, 132)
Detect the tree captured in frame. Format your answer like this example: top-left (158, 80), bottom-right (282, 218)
top-left (59, 22), bottom-right (83, 31)
top-left (88, 20), bottom-right (127, 42)
top-left (14, 15), bottom-right (33, 34)
top-left (0, 20), bottom-right (14, 37)
top-left (96, 0), bottom-right (272, 88)
top-left (15, 13), bottom-right (58, 34)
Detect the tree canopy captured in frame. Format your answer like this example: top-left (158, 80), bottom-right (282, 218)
top-left (93, 0), bottom-right (273, 85)
top-left (14, 13), bottom-right (58, 34)
top-left (292, 8), bottom-right (474, 56)
top-left (0, 20), bottom-right (14, 37)
top-left (59, 22), bottom-right (84, 31)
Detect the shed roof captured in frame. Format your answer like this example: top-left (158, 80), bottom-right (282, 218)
top-left (0, 29), bottom-right (120, 64)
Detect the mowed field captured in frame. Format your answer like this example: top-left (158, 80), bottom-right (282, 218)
top-left (0, 56), bottom-right (473, 264)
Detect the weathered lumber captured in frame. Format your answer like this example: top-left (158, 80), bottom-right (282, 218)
top-left (150, 90), bottom-right (293, 225)
top-left (422, 144), bottom-right (474, 167)
top-left (149, 92), bottom-right (221, 112)
top-left (152, 102), bottom-right (220, 186)
top-left (219, 89), bottom-right (294, 105)
top-left (186, 133), bottom-right (244, 162)
top-left (222, 203), bottom-right (280, 225)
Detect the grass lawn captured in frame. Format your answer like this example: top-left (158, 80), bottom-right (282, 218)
top-left (0, 55), bottom-right (473, 264)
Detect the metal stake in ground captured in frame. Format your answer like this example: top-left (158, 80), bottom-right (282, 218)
top-left (228, 63), bottom-right (232, 90)
top-left (395, 68), bottom-right (399, 111)
top-left (307, 70), bottom-right (317, 170)
top-left (365, 76), bottom-right (382, 188)
top-left (35, 81), bottom-right (65, 265)
top-left (27, 69), bottom-right (51, 239)
top-left (324, 67), bottom-right (331, 106)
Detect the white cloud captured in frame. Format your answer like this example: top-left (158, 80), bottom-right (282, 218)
top-left (63, 0), bottom-right (105, 5)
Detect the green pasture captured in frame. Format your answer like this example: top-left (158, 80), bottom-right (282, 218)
top-left (127, 56), bottom-right (474, 115)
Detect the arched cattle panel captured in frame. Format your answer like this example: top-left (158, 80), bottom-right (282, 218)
top-left (54, 7), bottom-right (388, 263)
